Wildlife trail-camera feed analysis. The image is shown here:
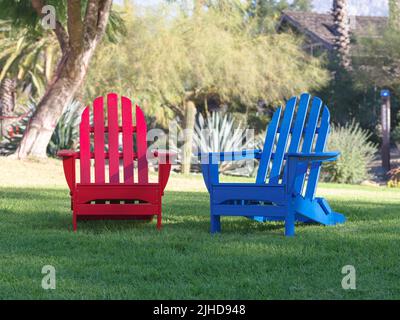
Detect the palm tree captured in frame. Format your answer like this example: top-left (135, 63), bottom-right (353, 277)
top-left (0, 20), bottom-right (58, 139)
top-left (0, 21), bottom-right (58, 97)
top-left (0, 77), bottom-right (16, 138)
top-left (333, 0), bottom-right (351, 70)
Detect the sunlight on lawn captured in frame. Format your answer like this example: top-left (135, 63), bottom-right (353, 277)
top-left (1, 157), bottom-right (398, 199)
top-left (0, 157), bottom-right (399, 299)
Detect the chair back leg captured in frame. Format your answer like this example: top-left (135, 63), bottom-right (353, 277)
top-left (157, 216), bottom-right (162, 230)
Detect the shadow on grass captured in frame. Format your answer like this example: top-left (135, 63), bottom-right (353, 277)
top-left (1, 186), bottom-right (399, 234)
top-left (0, 187), bottom-right (66, 201)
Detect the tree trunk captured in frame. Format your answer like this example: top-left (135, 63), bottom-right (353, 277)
top-left (333, 0), bottom-right (351, 70)
top-left (181, 100), bottom-right (196, 175)
top-left (14, 0), bottom-right (113, 158)
top-left (179, 0), bottom-right (203, 174)
top-left (0, 77), bottom-right (17, 138)
top-left (16, 49), bottom-right (95, 158)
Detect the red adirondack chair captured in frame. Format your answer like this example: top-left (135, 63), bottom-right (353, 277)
top-left (58, 93), bottom-right (173, 231)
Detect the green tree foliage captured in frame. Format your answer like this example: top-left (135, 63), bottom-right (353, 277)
top-left (0, 0), bottom-right (125, 43)
top-left (389, 0), bottom-right (400, 30)
top-left (0, 20), bottom-right (58, 98)
top-left (318, 1), bottom-right (400, 141)
top-left (353, 0), bottom-right (400, 89)
top-left (322, 0), bottom-right (400, 142)
top-left (0, 0), bottom-right (125, 158)
top-left (87, 1), bottom-right (327, 128)
top-left (356, 30), bottom-right (400, 90)
top-left (318, 70), bottom-right (384, 144)
top-left (246, 0), bottom-right (312, 32)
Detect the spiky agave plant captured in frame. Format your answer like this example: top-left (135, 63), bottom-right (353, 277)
top-left (193, 112), bottom-right (257, 175)
top-left (0, 99), bottom-right (82, 156)
top-left (0, 100), bottom-right (35, 155)
top-left (47, 100), bottom-right (82, 156)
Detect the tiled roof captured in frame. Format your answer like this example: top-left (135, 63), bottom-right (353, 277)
top-left (279, 11), bottom-right (388, 50)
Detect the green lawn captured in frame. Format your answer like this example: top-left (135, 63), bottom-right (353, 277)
top-left (0, 177), bottom-right (399, 299)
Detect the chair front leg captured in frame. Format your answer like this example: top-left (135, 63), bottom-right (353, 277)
top-left (210, 201), bottom-right (221, 233)
top-left (283, 157), bottom-right (300, 236)
top-left (284, 206), bottom-right (295, 237)
top-left (157, 205), bottom-right (162, 230)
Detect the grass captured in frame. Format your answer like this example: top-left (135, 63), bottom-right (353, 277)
top-left (0, 158), bottom-right (399, 299)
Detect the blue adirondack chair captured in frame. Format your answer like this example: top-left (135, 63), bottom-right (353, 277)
top-left (200, 93), bottom-right (346, 236)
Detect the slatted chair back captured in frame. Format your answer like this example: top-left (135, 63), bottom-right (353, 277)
top-left (78, 93), bottom-right (149, 185)
top-left (256, 93), bottom-right (330, 198)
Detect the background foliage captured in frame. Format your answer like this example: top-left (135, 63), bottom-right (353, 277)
top-left (322, 121), bottom-right (377, 184)
top-left (86, 1), bottom-right (328, 128)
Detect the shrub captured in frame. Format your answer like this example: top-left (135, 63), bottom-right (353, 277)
top-left (387, 167), bottom-right (400, 188)
top-left (392, 125), bottom-right (400, 148)
top-left (321, 121), bottom-right (377, 184)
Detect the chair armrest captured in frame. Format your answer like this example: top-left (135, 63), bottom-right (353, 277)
top-left (284, 152), bottom-right (339, 196)
top-left (158, 163), bottom-right (172, 193)
top-left (57, 150), bottom-right (79, 158)
top-left (200, 162), bottom-right (219, 193)
top-left (151, 150), bottom-right (175, 193)
top-left (198, 149), bottom-right (262, 164)
top-left (286, 151), bottom-right (339, 162)
top-left (152, 150), bottom-right (177, 164)
top-left (199, 150), bottom-right (261, 192)
top-left (57, 150), bottom-right (77, 192)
